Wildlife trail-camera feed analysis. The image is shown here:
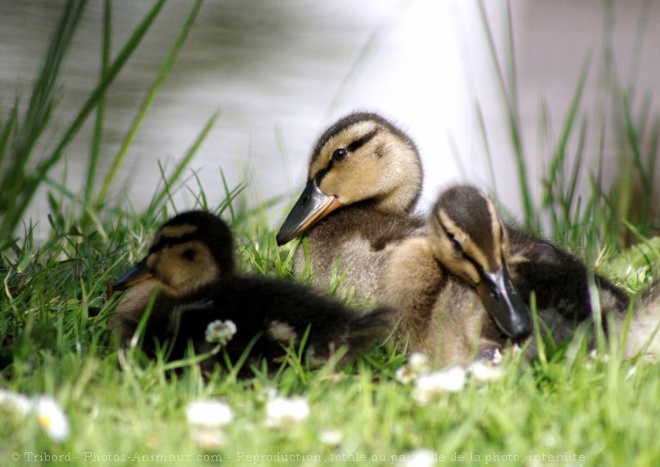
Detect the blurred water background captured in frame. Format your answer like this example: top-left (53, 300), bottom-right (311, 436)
top-left (1, 0), bottom-right (658, 232)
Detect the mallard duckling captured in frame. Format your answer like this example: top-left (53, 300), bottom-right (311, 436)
top-left (377, 185), bottom-right (531, 364)
top-left (276, 112), bottom-right (425, 300)
top-left (110, 210), bottom-right (392, 375)
top-left (377, 184), bottom-right (634, 365)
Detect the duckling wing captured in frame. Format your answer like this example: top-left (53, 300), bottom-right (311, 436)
top-left (173, 275), bottom-right (393, 370)
top-left (375, 236), bottom-right (446, 357)
top-left (506, 227), bottom-right (629, 322)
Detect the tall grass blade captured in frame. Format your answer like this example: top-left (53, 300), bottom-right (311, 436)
top-left (1, 0), bottom-right (168, 242)
top-left (0, 0), bottom-right (87, 242)
top-left (146, 111), bottom-right (219, 217)
top-left (95, 0), bottom-right (203, 206)
top-left (83, 0), bottom-right (112, 218)
top-left (477, 0), bottom-right (535, 230)
top-left (325, 0), bottom-right (414, 116)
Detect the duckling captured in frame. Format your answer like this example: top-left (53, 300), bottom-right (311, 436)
top-left (276, 112), bottom-right (425, 301)
top-left (376, 186), bottom-right (530, 364)
top-left (377, 184), bottom-right (633, 365)
top-left (110, 210), bottom-right (392, 376)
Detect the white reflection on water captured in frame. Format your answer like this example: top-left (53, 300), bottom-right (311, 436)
top-left (1, 0), bottom-right (658, 235)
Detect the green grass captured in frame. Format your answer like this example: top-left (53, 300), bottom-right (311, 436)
top-left (1, 1), bottom-right (660, 466)
top-left (1, 204), bottom-right (660, 465)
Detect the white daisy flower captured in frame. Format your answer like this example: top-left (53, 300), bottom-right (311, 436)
top-left (412, 366), bottom-right (466, 404)
top-left (396, 352), bottom-right (431, 384)
top-left (408, 352), bottom-right (430, 373)
top-left (0, 389), bottom-right (32, 415)
top-left (398, 449), bottom-right (437, 467)
top-left (35, 396), bottom-right (70, 442)
top-left (395, 365), bottom-right (416, 384)
top-left (205, 320), bottom-right (237, 346)
top-left (490, 347), bottom-right (503, 365)
top-left (318, 428), bottom-right (343, 446)
top-left (264, 396), bottom-right (310, 428)
top-left (189, 427), bottom-right (227, 449)
top-left (468, 361), bottom-right (504, 382)
top-left (255, 386), bottom-right (278, 404)
top-left (186, 400), bottom-right (233, 428)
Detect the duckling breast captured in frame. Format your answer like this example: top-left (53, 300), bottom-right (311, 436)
top-left (110, 279), bottom-right (179, 351)
top-left (293, 205), bottom-right (425, 300)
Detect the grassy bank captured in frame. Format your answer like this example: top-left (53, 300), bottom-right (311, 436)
top-left (1, 190), bottom-right (659, 466)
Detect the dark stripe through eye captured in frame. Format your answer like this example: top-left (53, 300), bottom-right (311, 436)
top-left (314, 127), bottom-right (380, 185)
top-left (347, 128), bottom-right (379, 152)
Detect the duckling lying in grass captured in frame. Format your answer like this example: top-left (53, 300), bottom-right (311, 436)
top-left (378, 184), bottom-right (655, 365)
top-left (276, 112), bottom-right (425, 301)
top-left (110, 210), bottom-right (392, 376)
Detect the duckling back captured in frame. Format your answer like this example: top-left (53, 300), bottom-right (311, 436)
top-left (506, 227), bottom-right (630, 321)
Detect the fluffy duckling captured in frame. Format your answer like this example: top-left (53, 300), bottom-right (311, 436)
top-left (110, 210), bottom-right (392, 375)
top-left (377, 186), bottom-right (530, 364)
top-left (276, 112), bottom-right (425, 300)
top-left (377, 185), bottom-right (634, 365)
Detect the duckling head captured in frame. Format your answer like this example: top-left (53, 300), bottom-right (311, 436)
top-left (430, 185), bottom-right (532, 340)
top-left (113, 211), bottom-right (235, 298)
top-left (276, 112), bottom-right (423, 245)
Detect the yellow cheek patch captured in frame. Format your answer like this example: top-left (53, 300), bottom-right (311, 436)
top-left (160, 242), bottom-right (220, 296)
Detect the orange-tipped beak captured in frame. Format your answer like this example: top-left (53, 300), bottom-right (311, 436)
top-left (276, 180), bottom-right (343, 245)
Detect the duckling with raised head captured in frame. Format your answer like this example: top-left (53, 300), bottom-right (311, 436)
top-left (378, 184), bottom-right (636, 365)
top-left (110, 210), bottom-right (392, 375)
top-left (276, 112), bottom-right (425, 301)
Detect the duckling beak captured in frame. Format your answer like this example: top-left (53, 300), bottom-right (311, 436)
top-left (112, 259), bottom-right (154, 291)
top-left (477, 267), bottom-right (532, 340)
top-left (276, 179), bottom-right (343, 245)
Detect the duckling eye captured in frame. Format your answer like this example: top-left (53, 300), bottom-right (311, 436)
top-left (447, 233), bottom-right (463, 254)
top-left (332, 148), bottom-right (348, 162)
top-left (182, 248), bottom-right (196, 262)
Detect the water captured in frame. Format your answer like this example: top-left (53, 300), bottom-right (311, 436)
top-left (1, 0), bottom-right (658, 235)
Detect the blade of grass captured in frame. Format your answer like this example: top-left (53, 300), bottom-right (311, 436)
top-left (542, 56), bottom-right (590, 213)
top-left (145, 110), bottom-right (219, 217)
top-left (0, 1), bottom-right (87, 241)
top-left (2, 0), bottom-right (168, 242)
top-left (95, 0), bottom-right (204, 206)
top-left (83, 0), bottom-right (112, 218)
top-left (325, 0), bottom-right (415, 116)
top-left (477, 0), bottom-right (535, 230)
top-left (475, 101), bottom-right (498, 196)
